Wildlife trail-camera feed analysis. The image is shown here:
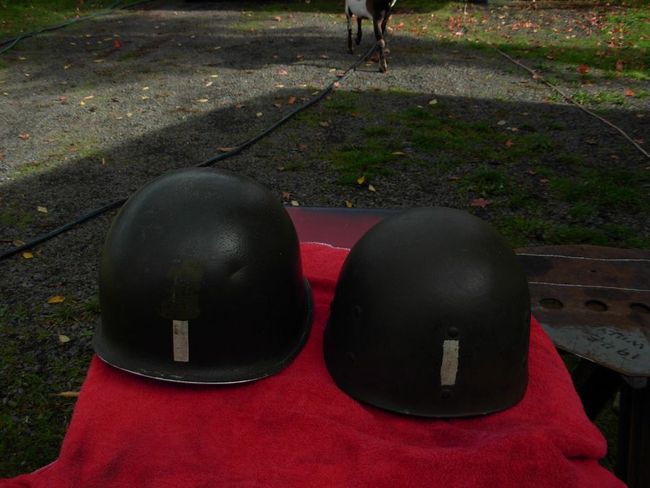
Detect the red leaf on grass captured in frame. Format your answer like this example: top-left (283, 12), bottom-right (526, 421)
top-left (18, 133), bottom-right (30, 140)
top-left (470, 198), bottom-right (492, 209)
top-left (577, 64), bottom-right (590, 74)
top-left (113, 39), bottom-right (123, 49)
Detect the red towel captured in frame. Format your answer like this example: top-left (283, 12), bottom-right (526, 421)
top-left (3, 243), bottom-right (624, 488)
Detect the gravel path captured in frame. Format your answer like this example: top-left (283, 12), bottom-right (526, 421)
top-left (0, 0), bottom-right (648, 476)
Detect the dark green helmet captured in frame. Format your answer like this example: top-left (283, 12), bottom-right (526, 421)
top-left (324, 207), bottom-right (530, 417)
top-left (95, 168), bottom-right (312, 384)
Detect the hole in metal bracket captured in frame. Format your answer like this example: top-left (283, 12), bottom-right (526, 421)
top-left (540, 298), bottom-right (563, 310)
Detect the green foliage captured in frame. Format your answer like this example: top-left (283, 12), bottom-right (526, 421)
top-left (550, 169), bottom-right (650, 210)
top-left (0, 299), bottom-right (96, 476)
top-left (496, 216), bottom-right (650, 249)
top-left (330, 141), bottom-right (398, 184)
top-left (0, 1), bottom-right (123, 39)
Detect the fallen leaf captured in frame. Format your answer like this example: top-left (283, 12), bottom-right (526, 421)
top-left (273, 103), bottom-right (282, 108)
top-left (532, 71), bottom-right (542, 80)
top-left (58, 334), bottom-right (71, 343)
top-left (287, 96), bottom-right (297, 105)
top-left (391, 151), bottom-right (405, 156)
top-left (235, 104), bottom-right (245, 109)
top-left (205, 81), bottom-right (213, 87)
top-left (320, 54), bottom-right (329, 59)
top-left (345, 200), bottom-right (354, 208)
top-left (83, 95), bottom-right (94, 100)
top-left (540, 178), bottom-right (549, 184)
top-left (37, 206), bottom-right (48, 213)
top-left (335, 71), bottom-right (345, 78)
top-left (447, 175), bottom-right (461, 181)
top-left (53, 391), bottom-right (80, 398)
top-left (141, 96), bottom-right (150, 100)
top-left (615, 60), bottom-right (624, 72)
top-left (196, 98), bottom-right (209, 103)
top-left (319, 121), bottom-right (330, 128)
top-left (273, 16), bottom-right (282, 22)
top-left (577, 64), bottom-right (590, 74)
top-left (278, 69), bottom-right (289, 76)
top-left (505, 139), bottom-right (514, 148)
top-left (625, 89), bottom-right (635, 97)
top-left (113, 39), bottom-right (123, 49)
top-left (217, 147), bottom-right (235, 153)
top-left (298, 144), bottom-right (308, 151)
top-left (19, 132), bottom-right (30, 140)
top-left (368, 184), bottom-right (376, 192)
top-left (256, 112), bottom-right (263, 117)
top-left (57, 96), bottom-right (68, 104)
top-left (527, 169), bottom-right (538, 176)
top-left (63, 64), bottom-right (72, 70)
top-left (356, 176), bottom-right (366, 185)
top-left (470, 198), bottom-right (492, 209)
top-left (333, 82), bottom-right (341, 89)
top-left (22, 251), bottom-right (34, 259)
top-left (142, 86), bottom-right (150, 91)
top-left (13, 240), bottom-right (25, 247)
top-left (428, 99), bottom-right (438, 105)
top-left (281, 191), bottom-right (291, 200)
top-left (48, 295), bottom-right (66, 304)
top-left (497, 120), bottom-right (507, 126)
top-left (290, 200), bottom-right (300, 207)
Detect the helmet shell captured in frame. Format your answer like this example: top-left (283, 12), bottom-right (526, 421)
top-left (95, 168), bottom-right (312, 384)
top-left (324, 207), bottom-right (530, 417)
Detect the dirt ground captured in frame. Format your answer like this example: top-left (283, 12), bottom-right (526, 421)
top-left (0, 0), bottom-right (648, 477)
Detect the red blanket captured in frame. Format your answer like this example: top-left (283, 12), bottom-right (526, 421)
top-left (3, 243), bottom-right (624, 487)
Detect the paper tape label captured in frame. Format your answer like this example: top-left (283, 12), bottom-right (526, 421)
top-left (172, 320), bottom-right (190, 362)
top-left (440, 339), bottom-right (459, 386)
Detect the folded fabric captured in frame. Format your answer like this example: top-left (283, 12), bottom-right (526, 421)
top-left (2, 243), bottom-right (624, 488)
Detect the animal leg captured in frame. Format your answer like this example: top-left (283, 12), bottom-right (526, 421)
top-left (373, 17), bottom-right (387, 73)
top-left (381, 14), bottom-right (391, 55)
top-left (347, 11), bottom-right (353, 53)
top-left (356, 17), bottom-right (362, 45)
top-left (381, 13), bottom-right (390, 34)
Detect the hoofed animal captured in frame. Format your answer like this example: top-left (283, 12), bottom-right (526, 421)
top-left (345, 0), bottom-right (397, 73)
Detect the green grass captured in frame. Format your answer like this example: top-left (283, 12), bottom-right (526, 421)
top-left (0, 208), bottom-right (35, 228)
top-left (330, 140), bottom-right (399, 184)
top-left (384, 1), bottom-right (650, 81)
top-left (0, 1), bottom-right (130, 39)
top-left (496, 216), bottom-right (650, 249)
top-left (550, 169), bottom-right (650, 211)
top-left (0, 298), bottom-right (98, 477)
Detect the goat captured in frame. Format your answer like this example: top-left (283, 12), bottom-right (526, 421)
top-left (345, 0), bottom-right (397, 73)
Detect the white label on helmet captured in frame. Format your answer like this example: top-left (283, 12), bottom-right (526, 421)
top-left (172, 320), bottom-right (190, 362)
top-left (440, 340), bottom-right (459, 386)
